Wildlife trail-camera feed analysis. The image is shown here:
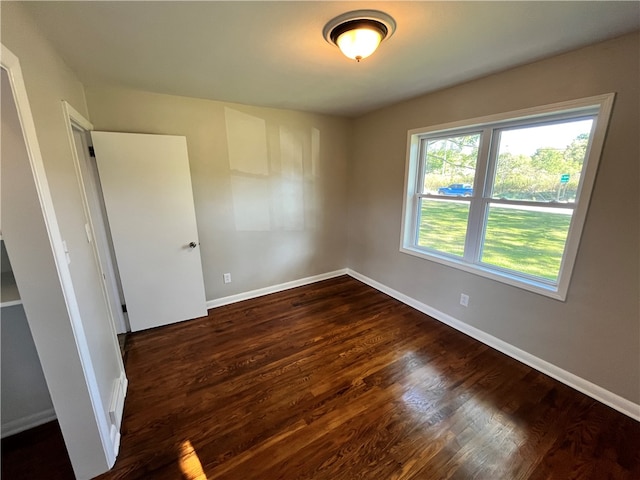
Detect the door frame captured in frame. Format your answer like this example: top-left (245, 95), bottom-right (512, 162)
top-left (62, 101), bottom-right (129, 334)
top-left (1, 43), bottom-right (119, 476)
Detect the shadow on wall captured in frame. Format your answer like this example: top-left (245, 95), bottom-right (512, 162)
top-left (225, 107), bottom-right (320, 233)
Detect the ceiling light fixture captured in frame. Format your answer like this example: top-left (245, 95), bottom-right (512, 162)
top-left (323, 10), bottom-right (396, 62)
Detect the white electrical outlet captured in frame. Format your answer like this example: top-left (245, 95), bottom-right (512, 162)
top-left (460, 293), bottom-right (469, 307)
top-left (223, 273), bottom-right (231, 284)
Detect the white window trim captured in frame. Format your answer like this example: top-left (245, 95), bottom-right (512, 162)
top-left (400, 93), bottom-right (615, 301)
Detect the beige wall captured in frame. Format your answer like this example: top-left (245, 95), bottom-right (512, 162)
top-left (85, 87), bottom-right (350, 301)
top-left (348, 32), bottom-right (640, 403)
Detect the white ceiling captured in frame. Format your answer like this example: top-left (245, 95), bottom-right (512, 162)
top-left (23, 1), bottom-right (640, 117)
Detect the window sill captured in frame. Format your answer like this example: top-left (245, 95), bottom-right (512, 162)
top-left (399, 245), bottom-right (567, 301)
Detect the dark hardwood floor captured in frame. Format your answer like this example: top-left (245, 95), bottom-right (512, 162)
top-left (3, 276), bottom-right (639, 479)
top-left (1, 420), bottom-right (75, 479)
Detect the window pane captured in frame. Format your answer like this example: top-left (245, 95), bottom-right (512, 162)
top-left (417, 199), bottom-right (469, 257)
top-left (481, 204), bottom-right (572, 281)
top-left (492, 119), bottom-right (593, 202)
top-left (422, 133), bottom-right (480, 195)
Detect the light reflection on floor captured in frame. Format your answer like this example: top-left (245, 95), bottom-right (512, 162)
top-left (179, 440), bottom-right (207, 480)
top-left (398, 350), bottom-right (527, 477)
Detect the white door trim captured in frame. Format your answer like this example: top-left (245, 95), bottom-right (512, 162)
top-left (1, 43), bottom-right (118, 470)
top-left (62, 100), bottom-right (128, 334)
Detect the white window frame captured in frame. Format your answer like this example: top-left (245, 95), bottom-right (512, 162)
top-left (400, 93), bottom-right (615, 301)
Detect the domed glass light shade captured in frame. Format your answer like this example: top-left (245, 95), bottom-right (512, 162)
top-left (323, 11), bottom-right (396, 62)
top-left (333, 21), bottom-right (386, 62)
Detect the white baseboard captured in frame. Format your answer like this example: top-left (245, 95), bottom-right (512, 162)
top-left (109, 425), bottom-right (121, 466)
top-left (347, 269), bottom-right (640, 422)
top-left (1, 408), bottom-right (57, 438)
top-left (107, 371), bottom-right (128, 465)
top-left (206, 269), bottom-right (348, 310)
top-left (108, 372), bottom-right (127, 430)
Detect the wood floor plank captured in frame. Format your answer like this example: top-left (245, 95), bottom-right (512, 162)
top-left (1, 421), bottom-right (75, 480)
top-left (2, 275), bottom-right (638, 479)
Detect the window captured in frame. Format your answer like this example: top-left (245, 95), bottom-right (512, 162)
top-left (400, 94), bottom-right (614, 300)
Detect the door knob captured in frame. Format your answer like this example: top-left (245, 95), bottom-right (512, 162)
top-left (189, 241), bottom-right (198, 249)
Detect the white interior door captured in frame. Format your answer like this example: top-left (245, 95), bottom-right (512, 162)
top-left (91, 131), bottom-right (207, 332)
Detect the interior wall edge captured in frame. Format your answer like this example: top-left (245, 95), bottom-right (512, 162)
top-left (1, 41), bottom-right (115, 478)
